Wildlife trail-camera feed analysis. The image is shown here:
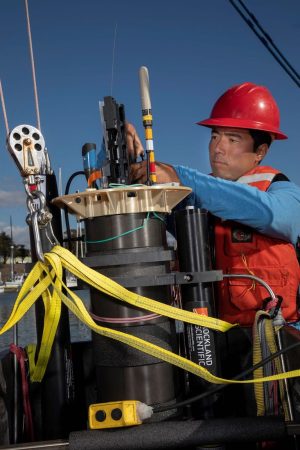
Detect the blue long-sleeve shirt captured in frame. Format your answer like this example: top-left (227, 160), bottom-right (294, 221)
top-left (174, 165), bottom-right (300, 245)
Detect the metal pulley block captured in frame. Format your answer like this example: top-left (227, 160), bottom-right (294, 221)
top-left (7, 124), bottom-right (49, 177)
top-left (7, 124), bottom-right (57, 261)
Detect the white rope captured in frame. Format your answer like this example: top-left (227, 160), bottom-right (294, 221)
top-left (0, 80), bottom-right (9, 135)
top-left (24, 0), bottom-right (41, 131)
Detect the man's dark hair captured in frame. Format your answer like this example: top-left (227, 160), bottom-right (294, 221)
top-left (249, 129), bottom-right (272, 152)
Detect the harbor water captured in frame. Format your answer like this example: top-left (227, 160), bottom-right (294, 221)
top-left (0, 289), bottom-right (91, 354)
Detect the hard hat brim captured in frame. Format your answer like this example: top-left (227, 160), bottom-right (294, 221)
top-left (197, 118), bottom-right (287, 140)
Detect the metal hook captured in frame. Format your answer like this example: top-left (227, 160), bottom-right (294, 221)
top-left (26, 189), bottom-right (59, 261)
top-left (45, 221), bottom-right (60, 248)
top-left (30, 210), bottom-right (45, 262)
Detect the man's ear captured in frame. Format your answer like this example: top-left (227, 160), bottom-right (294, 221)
top-left (255, 143), bottom-right (269, 163)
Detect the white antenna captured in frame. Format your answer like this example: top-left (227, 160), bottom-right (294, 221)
top-left (24, 0), bottom-right (41, 131)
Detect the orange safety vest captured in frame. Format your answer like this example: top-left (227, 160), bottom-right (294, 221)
top-left (215, 165), bottom-right (300, 326)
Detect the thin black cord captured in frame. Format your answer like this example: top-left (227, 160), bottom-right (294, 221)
top-left (153, 339), bottom-right (300, 413)
top-left (64, 171), bottom-right (85, 249)
top-left (228, 0), bottom-right (300, 88)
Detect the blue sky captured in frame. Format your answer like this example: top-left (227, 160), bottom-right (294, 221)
top-left (0, 0), bottom-right (299, 247)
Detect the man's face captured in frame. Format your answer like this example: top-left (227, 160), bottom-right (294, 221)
top-left (209, 127), bottom-right (263, 180)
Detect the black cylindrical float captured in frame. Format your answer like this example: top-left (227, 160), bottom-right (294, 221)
top-left (85, 212), bottom-right (179, 413)
top-left (175, 207), bottom-right (219, 418)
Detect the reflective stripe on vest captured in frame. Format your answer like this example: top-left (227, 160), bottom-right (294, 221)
top-left (237, 166), bottom-right (279, 190)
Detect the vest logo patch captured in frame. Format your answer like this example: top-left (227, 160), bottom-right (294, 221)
top-left (232, 226), bottom-right (253, 243)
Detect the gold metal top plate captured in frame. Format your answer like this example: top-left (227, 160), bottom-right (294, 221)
top-left (52, 184), bottom-right (192, 219)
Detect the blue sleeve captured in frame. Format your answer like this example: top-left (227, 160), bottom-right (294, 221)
top-left (174, 165), bottom-right (300, 245)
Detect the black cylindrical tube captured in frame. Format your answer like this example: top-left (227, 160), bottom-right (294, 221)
top-left (175, 207), bottom-right (215, 309)
top-left (32, 173), bottom-right (76, 440)
top-left (85, 213), bottom-right (180, 415)
top-left (175, 207), bottom-right (219, 418)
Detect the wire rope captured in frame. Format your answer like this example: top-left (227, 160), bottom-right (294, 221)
top-left (236, 0), bottom-right (300, 82)
top-left (0, 80), bottom-right (9, 135)
top-left (24, 0), bottom-right (42, 129)
top-left (229, 0), bottom-right (300, 88)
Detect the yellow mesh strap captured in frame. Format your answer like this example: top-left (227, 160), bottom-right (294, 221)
top-left (0, 261), bottom-right (52, 334)
top-left (25, 343), bottom-right (37, 378)
top-left (51, 245), bottom-right (233, 333)
top-left (31, 253), bottom-right (63, 381)
top-left (41, 250), bottom-right (300, 385)
top-left (0, 259), bottom-right (61, 381)
top-left (3, 245), bottom-right (300, 386)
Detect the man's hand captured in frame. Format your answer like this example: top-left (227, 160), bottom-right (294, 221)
top-left (125, 122), bottom-right (144, 160)
top-left (125, 122), bottom-right (180, 184)
top-left (130, 160), bottom-right (180, 184)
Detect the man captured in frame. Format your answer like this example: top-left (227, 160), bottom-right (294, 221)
top-left (130, 82), bottom-right (300, 326)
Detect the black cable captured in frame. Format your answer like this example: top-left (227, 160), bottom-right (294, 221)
top-left (63, 171), bottom-right (85, 250)
top-left (228, 0), bottom-right (300, 88)
top-left (153, 339), bottom-right (300, 413)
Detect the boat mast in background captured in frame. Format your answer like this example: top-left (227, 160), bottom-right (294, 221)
top-left (10, 215), bottom-right (14, 281)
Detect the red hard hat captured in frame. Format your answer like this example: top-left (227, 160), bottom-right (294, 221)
top-left (198, 82), bottom-right (287, 140)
